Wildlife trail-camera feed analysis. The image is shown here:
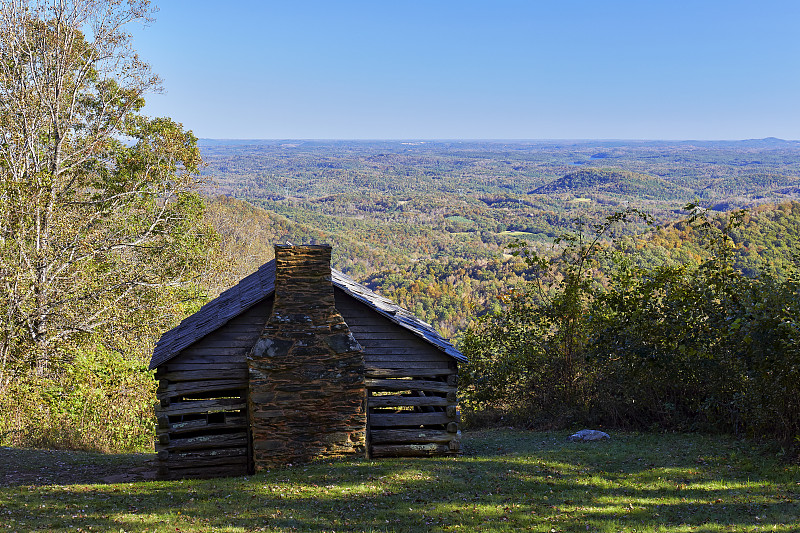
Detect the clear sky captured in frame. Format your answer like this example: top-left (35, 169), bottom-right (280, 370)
top-left (130, 0), bottom-right (800, 140)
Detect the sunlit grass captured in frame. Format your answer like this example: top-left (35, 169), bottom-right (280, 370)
top-left (1, 430), bottom-right (798, 532)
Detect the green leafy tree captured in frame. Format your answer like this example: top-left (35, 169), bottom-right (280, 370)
top-left (0, 0), bottom-right (213, 383)
top-left (461, 208), bottom-right (651, 425)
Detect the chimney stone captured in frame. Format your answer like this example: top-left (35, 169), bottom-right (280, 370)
top-left (248, 245), bottom-right (366, 468)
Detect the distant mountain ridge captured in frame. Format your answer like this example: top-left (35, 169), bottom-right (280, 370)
top-left (198, 137), bottom-right (800, 148)
top-left (533, 168), bottom-right (690, 201)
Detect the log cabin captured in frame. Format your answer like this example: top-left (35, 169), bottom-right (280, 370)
top-left (149, 244), bottom-right (466, 479)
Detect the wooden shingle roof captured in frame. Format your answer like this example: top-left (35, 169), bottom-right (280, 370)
top-left (149, 260), bottom-right (466, 370)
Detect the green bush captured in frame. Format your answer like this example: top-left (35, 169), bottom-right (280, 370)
top-left (461, 206), bottom-right (800, 450)
top-left (0, 343), bottom-right (156, 452)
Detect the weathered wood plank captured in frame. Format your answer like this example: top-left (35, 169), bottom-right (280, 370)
top-left (156, 368), bottom-right (248, 382)
top-left (352, 338), bottom-right (431, 348)
top-left (185, 338), bottom-right (256, 349)
top-left (192, 330), bottom-right (260, 342)
top-left (368, 395), bottom-right (451, 408)
top-left (202, 324), bottom-right (263, 334)
top-left (371, 443), bottom-right (451, 457)
top-left (369, 412), bottom-right (452, 427)
top-left (221, 312), bottom-right (269, 325)
top-left (160, 362), bottom-right (248, 372)
top-left (157, 379), bottom-right (246, 398)
top-left (366, 379), bottom-right (455, 394)
top-left (155, 432), bottom-right (248, 452)
top-left (364, 351), bottom-right (451, 361)
top-left (158, 447), bottom-right (247, 462)
top-left (157, 415), bottom-right (248, 436)
top-left (175, 348), bottom-right (249, 359)
top-left (364, 367), bottom-right (454, 378)
top-left (370, 429), bottom-right (455, 444)
top-left (156, 398), bottom-right (246, 416)
top-left (348, 326), bottom-right (421, 334)
top-left (364, 360), bottom-right (452, 369)
top-left (161, 454), bottom-right (248, 469)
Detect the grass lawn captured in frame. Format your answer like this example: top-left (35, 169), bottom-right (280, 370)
top-left (1, 430), bottom-right (797, 532)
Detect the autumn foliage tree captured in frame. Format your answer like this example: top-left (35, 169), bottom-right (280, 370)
top-left (461, 205), bottom-right (800, 450)
top-left (0, 0), bottom-right (215, 449)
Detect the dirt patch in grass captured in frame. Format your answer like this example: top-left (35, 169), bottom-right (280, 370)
top-left (0, 447), bottom-right (156, 486)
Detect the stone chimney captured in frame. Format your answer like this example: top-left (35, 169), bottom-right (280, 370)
top-left (247, 245), bottom-right (366, 469)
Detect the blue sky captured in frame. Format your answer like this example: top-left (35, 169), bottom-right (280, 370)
top-left (130, 1), bottom-right (800, 140)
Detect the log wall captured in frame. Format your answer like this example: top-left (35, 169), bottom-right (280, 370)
top-left (335, 289), bottom-right (460, 458)
top-left (154, 299), bottom-right (272, 479)
top-left (153, 286), bottom-right (461, 480)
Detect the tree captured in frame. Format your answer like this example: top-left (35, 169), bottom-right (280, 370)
top-left (0, 0), bottom-right (213, 382)
top-left (461, 208), bottom-right (652, 425)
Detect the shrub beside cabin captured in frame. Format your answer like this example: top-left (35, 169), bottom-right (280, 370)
top-left (150, 245), bottom-right (465, 479)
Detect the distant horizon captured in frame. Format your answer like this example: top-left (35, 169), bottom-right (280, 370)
top-left (197, 137), bottom-right (799, 143)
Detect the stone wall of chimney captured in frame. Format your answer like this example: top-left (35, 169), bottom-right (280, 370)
top-left (247, 245), bottom-right (366, 468)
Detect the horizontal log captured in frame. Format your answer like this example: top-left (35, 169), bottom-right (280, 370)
top-left (157, 379), bottom-right (246, 399)
top-left (160, 454), bottom-right (248, 469)
top-left (156, 398), bottom-right (246, 416)
top-left (205, 324), bottom-right (263, 334)
top-left (176, 348), bottom-right (249, 359)
top-left (370, 429), bottom-right (455, 444)
top-left (227, 316), bottom-right (268, 325)
top-left (195, 330), bottom-right (260, 342)
top-left (368, 395), bottom-right (452, 408)
top-left (157, 415), bottom-right (248, 436)
top-left (210, 326), bottom-right (261, 337)
top-left (188, 338), bottom-right (257, 349)
top-left (369, 412), bottom-right (452, 427)
top-left (353, 338), bottom-right (430, 348)
top-left (365, 367), bottom-right (454, 378)
top-left (371, 443), bottom-right (451, 457)
top-left (160, 362), bottom-right (248, 372)
top-left (158, 447), bottom-right (248, 461)
top-left (156, 368), bottom-right (249, 382)
top-left (364, 360), bottom-right (453, 370)
top-left (340, 317), bottom-right (396, 326)
top-left (365, 352), bottom-right (452, 362)
top-left (366, 379), bottom-right (455, 394)
top-left (364, 343), bottom-right (450, 361)
top-left (225, 311), bottom-right (269, 324)
top-left (349, 325), bottom-right (418, 334)
top-left (155, 432), bottom-right (248, 452)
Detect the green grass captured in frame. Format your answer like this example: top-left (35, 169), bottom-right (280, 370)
top-left (1, 430), bottom-right (798, 532)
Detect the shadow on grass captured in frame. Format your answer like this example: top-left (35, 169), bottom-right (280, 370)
top-left (1, 430), bottom-right (798, 532)
top-left (0, 447), bottom-right (155, 486)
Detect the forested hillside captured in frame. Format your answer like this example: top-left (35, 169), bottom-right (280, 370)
top-left (197, 140), bottom-right (800, 340)
top-left (4, 131), bottom-right (799, 453)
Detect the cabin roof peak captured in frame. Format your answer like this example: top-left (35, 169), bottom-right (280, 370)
top-left (149, 258), bottom-right (465, 370)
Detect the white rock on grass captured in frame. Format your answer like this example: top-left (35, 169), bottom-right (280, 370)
top-left (567, 429), bottom-right (610, 442)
